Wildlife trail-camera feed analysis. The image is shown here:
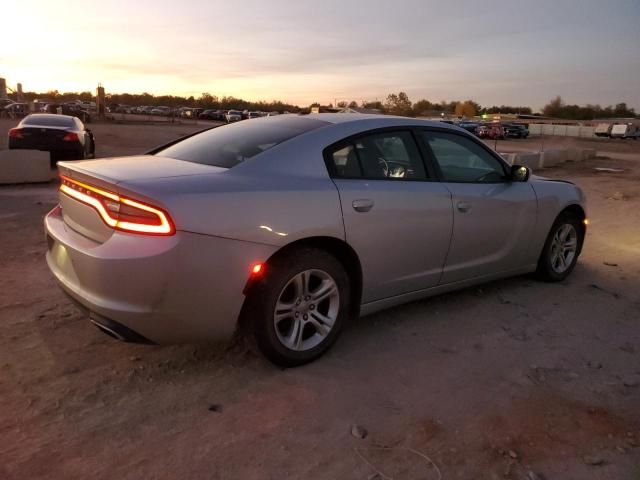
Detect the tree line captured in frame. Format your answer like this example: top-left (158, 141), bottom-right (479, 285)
top-left (378, 92), bottom-right (635, 119)
top-left (8, 90), bottom-right (302, 113)
top-left (541, 96), bottom-right (636, 120)
top-left (8, 90), bottom-right (636, 120)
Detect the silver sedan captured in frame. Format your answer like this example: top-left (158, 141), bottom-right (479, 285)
top-left (45, 114), bottom-right (587, 366)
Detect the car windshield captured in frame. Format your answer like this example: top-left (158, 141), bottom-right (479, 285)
top-left (22, 115), bottom-right (75, 127)
top-left (155, 116), bottom-right (329, 168)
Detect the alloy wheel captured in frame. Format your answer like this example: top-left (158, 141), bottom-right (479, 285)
top-left (273, 269), bottom-right (340, 351)
top-left (550, 223), bottom-right (577, 274)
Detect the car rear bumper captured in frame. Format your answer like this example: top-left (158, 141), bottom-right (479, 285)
top-left (9, 138), bottom-right (81, 153)
top-left (44, 206), bottom-right (277, 344)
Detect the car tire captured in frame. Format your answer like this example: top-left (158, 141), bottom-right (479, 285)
top-left (74, 147), bottom-right (86, 160)
top-left (244, 247), bottom-right (351, 367)
top-left (535, 212), bottom-right (584, 282)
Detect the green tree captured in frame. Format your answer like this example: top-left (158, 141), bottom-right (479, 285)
top-left (454, 100), bottom-right (479, 118)
top-left (412, 99), bottom-right (433, 116)
top-left (384, 91), bottom-right (412, 116)
top-left (542, 96), bottom-right (564, 117)
top-left (362, 100), bottom-right (384, 111)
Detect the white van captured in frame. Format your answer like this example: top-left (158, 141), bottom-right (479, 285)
top-left (610, 124), bottom-right (639, 139)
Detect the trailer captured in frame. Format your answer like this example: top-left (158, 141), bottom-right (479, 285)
top-left (594, 123), bottom-right (613, 138)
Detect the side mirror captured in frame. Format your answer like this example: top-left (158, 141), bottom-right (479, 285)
top-left (510, 164), bottom-right (530, 182)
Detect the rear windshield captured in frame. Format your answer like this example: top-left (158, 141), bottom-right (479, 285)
top-left (23, 115), bottom-right (75, 127)
top-left (154, 116), bottom-right (329, 168)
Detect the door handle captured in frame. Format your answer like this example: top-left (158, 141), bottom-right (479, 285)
top-left (456, 201), bottom-right (472, 213)
top-left (352, 199), bottom-right (374, 212)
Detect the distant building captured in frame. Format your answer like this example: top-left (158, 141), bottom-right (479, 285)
top-left (310, 105), bottom-right (383, 114)
top-left (337, 107), bottom-right (382, 114)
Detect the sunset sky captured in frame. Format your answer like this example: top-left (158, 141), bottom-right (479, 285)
top-left (2, 0), bottom-right (639, 109)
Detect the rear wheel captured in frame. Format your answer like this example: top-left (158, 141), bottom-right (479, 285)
top-left (245, 248), bottom-right (350, 367)
top-left (536, 213), bottom-right (584, 282)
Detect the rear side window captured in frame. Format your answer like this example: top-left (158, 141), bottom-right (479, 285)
top-left (327, 131), bottom-right (427, 180)
top-left (155, 116), bottom-right (329, 168)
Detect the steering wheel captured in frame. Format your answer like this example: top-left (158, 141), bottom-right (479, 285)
top-left (386, 161), bottom-right (407, 178)
top-left (377, 157), bottom-right (389, 177)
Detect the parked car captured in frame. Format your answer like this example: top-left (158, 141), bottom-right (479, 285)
top-left (594, 123), bottom-right (613, 138)
top-left (3, 102), bottom-right (29, 117)
top-left (198, 109), bottom-right (224, 120)
top-left (9, 113), bottom-right (95, 161)
top-left (225, 110), bottom-right (242, 122)
top-left (503, 123), bottom-right (529, 138)
top-left (151, 106), bottom-right (171, 116)
top-left (45, 114), bottom-right (587, 366)
top-left (610, 123), bottom-right (639, 139)
top-left (61, 104), bottom-right (92, 123)
top-left (115, 105), bottom-right (133, 114)
top-left (457, 121), bottom-right (480, 135)
top-left (247, 111), bottom-right (262, 119)
top-left (476, 123), bottom-right (505, 140)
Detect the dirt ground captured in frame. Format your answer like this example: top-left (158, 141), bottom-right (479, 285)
top-left (1, 119), bottom-right (639, 479)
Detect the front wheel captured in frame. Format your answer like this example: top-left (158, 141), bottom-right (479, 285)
top-left (245, 248), bottom-right (351, 367)
top-left (536, 213), bottom-right (584, 282)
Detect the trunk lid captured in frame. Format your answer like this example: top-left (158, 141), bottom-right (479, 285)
top-left (21, 126), bottom-right (69, 148)
top-left (57, 155), bottom-right (226, 243)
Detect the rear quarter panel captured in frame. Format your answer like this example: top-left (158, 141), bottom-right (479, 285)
top-left (121, 172), bottom-right (346, 247)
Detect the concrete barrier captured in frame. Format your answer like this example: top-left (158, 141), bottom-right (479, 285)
top-left (514, 152), bottom-right (543, 170)
top-left (553, 125), bottom-right (568, 136)
top-left (540, 149), bottom-right (568, 167)
top-left (498, 147), bottom-right (595, 171)
top-left (499, 153), bottom-right (516, 165)
top-left (528, 124), bottom-right (543, 136)
top-left (542, 124), bottom-right (555, 135)
top-left (566, 148), bottom-right (583, 162)
top-left (0, 150), bottom-right (52, 184)
top-left (527, 124), bottom-right (597, 138)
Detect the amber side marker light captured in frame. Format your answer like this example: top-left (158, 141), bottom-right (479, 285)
top-left (59, 175), bottom-right (175, 235)
top-left (583, 219), bottom-right (589, 226)
top-left (251, 263), bottom-right (265, 276)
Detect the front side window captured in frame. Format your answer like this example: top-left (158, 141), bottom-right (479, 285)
top-left (327, 131), bottom-right (427, 180)
top-left (421, 131), bottom-right (507, 183)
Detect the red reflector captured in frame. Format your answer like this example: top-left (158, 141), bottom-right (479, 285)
top-left (8, 128), bottom-right (23, 139)
top-left (251, 263), bottom-right (264, 275)
top-left (58, 175), bottom-right (175, 236)
top-left (63, 132), bottom-right (79, 142)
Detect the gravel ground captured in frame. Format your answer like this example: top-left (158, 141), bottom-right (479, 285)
top-left (0, 119), bottom-right (639, 479)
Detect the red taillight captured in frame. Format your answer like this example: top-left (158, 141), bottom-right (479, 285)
top-left (59, 175), bottom-right (175, 236)
top-left (62, 132), bottom-right (79, 142)
top-left (8, 128), bottom-right (23, 139)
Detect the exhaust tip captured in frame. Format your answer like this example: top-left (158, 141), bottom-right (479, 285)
top-left (89, 314), bottom-right (155, 345)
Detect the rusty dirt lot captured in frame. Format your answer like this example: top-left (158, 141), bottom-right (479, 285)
top-left (0, 119), bottom-right (639, 479)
